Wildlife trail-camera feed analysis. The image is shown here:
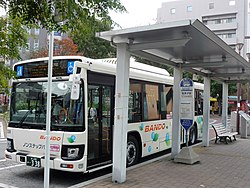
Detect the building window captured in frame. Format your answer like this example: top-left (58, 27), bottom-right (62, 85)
top-left (26, 40), bottom-right (30, 51)
top-left (170, 8), bottom-right (176, 14)
top-left (215, 19), bottom-right (221, 24)
top-left (187, 5), bottom-right (192, 12)
top-left (227, 18), bottom-right (233, 23)
top-left (229, 0), bottom-right (235, 6)
top-left (228, 33), bottom-right (233, 38)
top-left (34, 39), bottom-right (39, 50)
top-left (34, 28), bottom-right (40, 35)
top-left (26, 28), bottom-right (31, 35)
top-left (209, 3), bottom-right (214, 9)
top-left (217, 32), bottom-right (236, 39)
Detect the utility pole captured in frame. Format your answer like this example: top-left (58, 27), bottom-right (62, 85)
top-left (44, 2), bottom-right (55, 188)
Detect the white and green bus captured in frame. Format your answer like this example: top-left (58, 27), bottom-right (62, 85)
top-left (5, 56), bottom-right (204, 172)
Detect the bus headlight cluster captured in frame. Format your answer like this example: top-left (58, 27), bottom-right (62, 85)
top-left (7, 138), bottom-right (16, 152)
top-left (61, 145), bottom-right (84, 160)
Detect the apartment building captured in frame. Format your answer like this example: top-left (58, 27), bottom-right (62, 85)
top-left (19, 28), bottom-right (65, 61)
top-left (19, 27), bottom-right (47, 60)
top-left (157, 0), bottom-right (250, 59)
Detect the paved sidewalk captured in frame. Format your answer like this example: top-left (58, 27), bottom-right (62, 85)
top-left (80, 137), bottom-right (250, 188)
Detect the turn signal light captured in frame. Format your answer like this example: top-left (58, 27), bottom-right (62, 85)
top-left (60, 164), bottom-right (74, 169)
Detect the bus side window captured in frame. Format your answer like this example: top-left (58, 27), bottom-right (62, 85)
top-left (143, 84), bottom-right (160, 121)
top-left (129, 82), bottom-right (142, 123)
top-left (161, 85), bottom-right (173, 119)
top-left (195, 90), bottom-right (203, 116)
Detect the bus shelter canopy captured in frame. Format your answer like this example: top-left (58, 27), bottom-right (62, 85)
top-left (97, 19), bottom-right (249, 83)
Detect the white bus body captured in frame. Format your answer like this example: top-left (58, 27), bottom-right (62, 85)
top-left (5, 56), bottom-right (204, 172)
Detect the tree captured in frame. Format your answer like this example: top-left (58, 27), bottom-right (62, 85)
top-left (211, 80), bottom-right (222, 99)
top-left (71, 18), bottom-right (116, 58)
top-left (0, 63), bottom-right (17, 94)
top-left (0, 16), bottom-right (28, 60)
top-left (228, 83), bottom-right (237, 95)
top-left (0, 0), bottom-right (126, 93)
top-left (0, 16), bottom-right (27, 94)
top-left (210, 81), bottom-right (237, 99)
top-left (30, 38), bottom-right (81, 58)
top-left (5, 0), bottom-right (126, 32)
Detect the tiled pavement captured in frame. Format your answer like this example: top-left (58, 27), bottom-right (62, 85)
top-left (81, 137), bottom-right (250, 188)
top-left (76, 115), bottom-right (250, 188)
top-left (2, 113), bottom-right (246, 188)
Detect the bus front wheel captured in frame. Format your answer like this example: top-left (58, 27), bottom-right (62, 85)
top-left (127, 135), bottom-right (139, 167)
top-left (189, 125), bottom-right (197, 145)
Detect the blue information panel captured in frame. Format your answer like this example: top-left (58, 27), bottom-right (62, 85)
top-left (179, 78), bottom-right (194, 131)
top-left (16, 66), bottom-right (24, 77)
top-left (67, 61), bottom-right (75, 74)
top-left (180, 78), bottom-right (193, 87)
top-left (180, 119), bottom-right (193, 131)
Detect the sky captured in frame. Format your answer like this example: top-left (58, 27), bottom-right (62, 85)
top-left (0, 1), bottom-right (174, 28)
top-left (110, 0), bottom-right (173, 29)
top-left (0, 7), bottom-right (5, 16)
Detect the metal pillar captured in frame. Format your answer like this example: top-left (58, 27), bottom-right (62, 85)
top-left (171, 67), bottom-right (182, 158)
top-left (112, 43), bottom-right (130, 183)
top-left (237, 83), bottom-right (241, 133)
top-left (247, 82), bottom-right (249, 114)
top-left (202, 77), bottom-right (210, 147)
top-left (236, 42), bottom-right (244, 134)
top-left (222, 82), bottom-right (228, 128)
top-left (44, 30), bottom-right (54, 188)
top-left (247, 53), bottom-right (250, 115)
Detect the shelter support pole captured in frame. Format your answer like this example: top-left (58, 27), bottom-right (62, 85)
top-left (112, 43), bottom-right (130, 183)
top-left (237, 83), bottom-right (241, 133)
top-left (202, 77), bottom-right (210, 147)
top-left (222, 82), bottom-right (228, 128)
top-left (171, 67), bottom-right (182, 158)
top-left (247, 83), bottom-right (250, 114)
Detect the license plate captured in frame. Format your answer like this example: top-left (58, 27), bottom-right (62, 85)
top-left (26, 156), bottom-right (41, 168)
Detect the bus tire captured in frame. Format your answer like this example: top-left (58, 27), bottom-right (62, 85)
top-left (189, 125), bottom-right (197, 145)
top-left (127, 135), bottom-right (139, 167)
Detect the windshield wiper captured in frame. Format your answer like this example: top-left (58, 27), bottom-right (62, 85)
top-left (18, 109), bottom-right (33, 126)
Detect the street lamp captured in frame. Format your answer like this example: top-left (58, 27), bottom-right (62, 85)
top-left (236, 43), bottom-right (244, 52)
top-left (236, 42), bottom-right (244, 134)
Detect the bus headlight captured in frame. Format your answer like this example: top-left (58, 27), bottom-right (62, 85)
top-left (7, 138), bottom-right (16, 152)
top-left (61, 145), bottom-right (84, 160)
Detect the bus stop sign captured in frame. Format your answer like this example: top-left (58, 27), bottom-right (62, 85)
top-left (179, 78), bottom-right (194, 131)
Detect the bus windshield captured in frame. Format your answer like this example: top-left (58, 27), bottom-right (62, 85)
top-left (9, 81), bottom-right (84, 131)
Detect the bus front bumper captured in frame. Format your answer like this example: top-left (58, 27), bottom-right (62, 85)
top-left (5, 150), bottom-right (87, 172)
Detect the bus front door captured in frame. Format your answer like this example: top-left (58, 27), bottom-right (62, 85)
top-left (87, 85), bottom-right (113, 167)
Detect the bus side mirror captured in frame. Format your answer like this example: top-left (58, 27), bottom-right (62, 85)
top-left (69, 74), bottom-right (81, 100)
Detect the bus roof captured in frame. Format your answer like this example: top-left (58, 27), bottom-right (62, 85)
top-left (97, 58), bottom-right (170, 76)
top-left (14, 56), bottom-right (170, 76)
top-left (13, 56), bottom-right (204, 89)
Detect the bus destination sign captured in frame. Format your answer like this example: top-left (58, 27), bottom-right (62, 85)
top-left (14, 59), bottom-right (80, 79)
